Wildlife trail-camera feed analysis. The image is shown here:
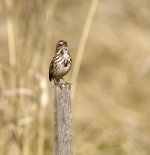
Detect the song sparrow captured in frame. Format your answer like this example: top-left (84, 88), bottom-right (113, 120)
top-left (49, 40), bottom-right (72, 84)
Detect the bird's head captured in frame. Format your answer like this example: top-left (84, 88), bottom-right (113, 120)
top-left (56, 40), bottom-right (69, 55)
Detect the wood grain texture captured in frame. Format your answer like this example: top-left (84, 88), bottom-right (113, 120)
top-left (53, 84), bottom-right (73, 155)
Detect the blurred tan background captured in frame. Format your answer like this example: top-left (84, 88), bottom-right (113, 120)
top-left (0, 0), bottom-right (150, 155)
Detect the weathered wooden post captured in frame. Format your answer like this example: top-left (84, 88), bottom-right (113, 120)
top-left (53, 83), bottom-right (73, 155)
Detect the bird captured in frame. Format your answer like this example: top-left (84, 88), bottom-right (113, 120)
top-left (49, 40), bottom-right (72, 85)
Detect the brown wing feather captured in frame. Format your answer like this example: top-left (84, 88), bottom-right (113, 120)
top-left (49, 55), bottom-right (59, 81)
top-left (49, 58), bottom-right (55, 81)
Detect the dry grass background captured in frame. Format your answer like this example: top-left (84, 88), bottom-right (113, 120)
top-left (0, 0), bottom-right (150, 155)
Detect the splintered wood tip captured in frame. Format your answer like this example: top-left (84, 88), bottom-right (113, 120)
top-left (55, 83), bottom-right (71, 89)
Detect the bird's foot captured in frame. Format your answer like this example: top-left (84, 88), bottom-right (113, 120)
top-left (61, 78), bottom-right (72, 85)
top-left (54, 79), bottom-right (60, 86)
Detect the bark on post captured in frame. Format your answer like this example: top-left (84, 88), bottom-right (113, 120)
top-left (53, 84), bottom-right (73, 155)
